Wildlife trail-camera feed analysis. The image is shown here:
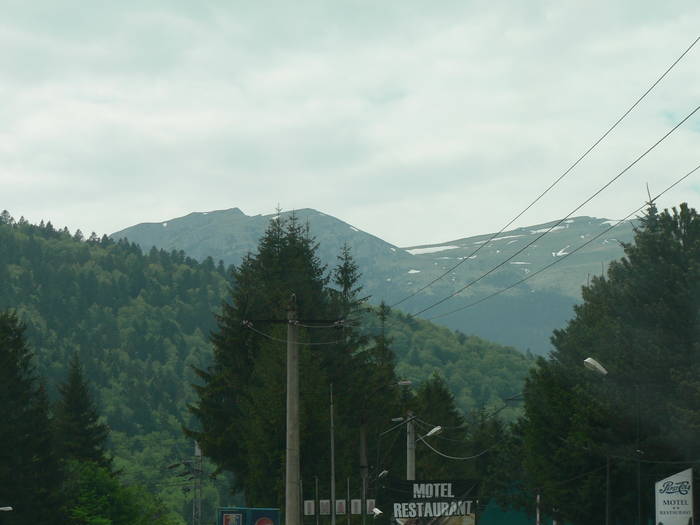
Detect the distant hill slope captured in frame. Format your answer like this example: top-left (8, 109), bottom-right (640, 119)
top-left (113, 208), bottom-right (636, 353)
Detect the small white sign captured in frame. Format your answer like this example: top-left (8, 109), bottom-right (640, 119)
top-left (319, 500), bottom-right (331, 516)
top-left (350, 499), bottom-right (362, 515)
top-left (336, 500), bottom-right (347, 515)
top-left (366, 499), bottom-right (376, 515)
top-left (655, 467), bottom-right (693, 525)
top-left (304, 500), bottom-right (315, 516)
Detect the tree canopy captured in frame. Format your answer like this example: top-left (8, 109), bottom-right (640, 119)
top-left (188, 215), bottom-right (404, 507)
top-left (516, 203), bottom-right (700, 524)
top-left (0, 311), bottom-right (62, 524)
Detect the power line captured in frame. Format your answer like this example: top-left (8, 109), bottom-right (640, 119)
top-left (610, 454), bottom-right (700, 465)
top-left (539, 463), bottom-right (608, 490)
top-left (296, 321), bottom-right (345, 329)
top-left (414, 417), bottom-right (465, 431)
top-left (390, 35), bottom-right (699, 310)
top-left (242, 321), bottom-right (347, 346)
top-left (426, 161), bottom-right (700, 321)
top-left (412, 104), bottom-right (700, 318)
top-left (420, 438), bottom-right (500, 461)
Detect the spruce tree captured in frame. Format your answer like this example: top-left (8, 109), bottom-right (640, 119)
top-left (188, 214), bottom-right (399, 507)
top-left (188, 214), bottom-right (339, 504)
top-left (54, 353), bottom-right (111, 469)
top-left (0, 311), bottom-right (63, 525)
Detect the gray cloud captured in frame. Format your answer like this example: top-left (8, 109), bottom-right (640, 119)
top-left (1, 1), bottom-right (698, 245)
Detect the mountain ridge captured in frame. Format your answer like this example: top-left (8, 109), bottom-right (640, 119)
top-left (112, 207), bottom-right (637, 353)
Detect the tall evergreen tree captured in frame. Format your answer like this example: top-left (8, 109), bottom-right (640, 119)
top-left (188, 214), bottom-right (403, 507)
top-left (188, 215), bottom-right (341, 504)
top-left (0, 311), bottom-right (64, 525)
top-left (54, 353), bottom-right (112, 469)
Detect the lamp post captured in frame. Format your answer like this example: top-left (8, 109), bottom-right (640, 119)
top-left (584, 357), bottom-right (611, 525)
top-left (360, 380), bottom-right (411, 525)
top-left (408, 425), bottom-right (443, 480)
top-left (286, 298), bottom-right (300, 525)
top-left (584, 356), bottom-right (641, 525)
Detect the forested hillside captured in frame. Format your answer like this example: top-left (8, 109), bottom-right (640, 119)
top-left (0, 210), bottom-right (533, 520)
top-left (0, 211), bottom-right (230, 519)
top-left (366, 310), bottom-right (531, 418)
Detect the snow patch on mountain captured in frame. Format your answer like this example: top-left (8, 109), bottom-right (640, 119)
top-left (406, 245), bottom-right (460, 255)
top-left (493, 234), bottom-right (524, 241)
top-left (552, 245), bottom-right (570, 257)
top-left (531, 225), bottom-right (566, 234)
top-left (408, 269), bottom-right (421, 274)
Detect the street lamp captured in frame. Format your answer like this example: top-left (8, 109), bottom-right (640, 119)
top-left (584, 357), bottom-right (608, 376)
top-left (0, 507), bottom-right (12, 511)
top-left (423, 426), bottom-right (443, 439)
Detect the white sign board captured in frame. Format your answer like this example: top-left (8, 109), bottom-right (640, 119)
top-left (303, 500), bottom-right (315, 516)
top-left (655, 468), bottom-right (693, 525)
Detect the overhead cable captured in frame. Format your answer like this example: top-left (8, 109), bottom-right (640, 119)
top-left (419, 438), bottom-right (500, 461)
top-left (412, 104), bottom-right (700, 318)
top-left (242, 321), bottom-right (346, 346)
top-left (426, 162), bottom-right (700, 321)
top-left (390, 35), bottom-right (699, 310)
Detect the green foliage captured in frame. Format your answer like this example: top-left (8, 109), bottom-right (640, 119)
top-left (0, 212), bottom-right (229, 521)
top-left (188, 214), bottom-right (398, 507)
top-left (362, 310), bottom-right (533, 418)
top-left (55, 353), bottom-right (112, 469)
top-left (518, 203), bottom-right (700, 524)
top-left (0, 311), bottom-right (64, 525)
top-left (0, 210), bottom-right (535, 521)
top-left (61, 460), bottom-right (180, 525)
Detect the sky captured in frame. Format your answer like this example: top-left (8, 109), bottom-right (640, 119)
top-left (1, 1), bottom-right (699, 247)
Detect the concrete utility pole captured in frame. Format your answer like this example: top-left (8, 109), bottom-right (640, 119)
top-left (330, 383), bottom-right (336, 525)
top-left (406, 410), bottom-right (415, 481)
top-left (285, 295), bottom-right (300, 525)
top-left (193, 441), bottom-right (202, 525)
top-left (359, 424), bottom-right (368, 525)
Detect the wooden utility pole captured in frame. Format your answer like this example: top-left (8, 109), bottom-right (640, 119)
top-left (286, 295), bottom-right (300, 525)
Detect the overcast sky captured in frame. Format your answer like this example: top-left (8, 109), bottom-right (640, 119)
top-left (2, 1), bottom-right (698, 247)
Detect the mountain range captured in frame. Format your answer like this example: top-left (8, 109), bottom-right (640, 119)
top-left (112, 208), bottom-right (637, 354)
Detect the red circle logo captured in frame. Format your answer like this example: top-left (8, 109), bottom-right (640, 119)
top-left (255, 517), bottom-right (274, 525)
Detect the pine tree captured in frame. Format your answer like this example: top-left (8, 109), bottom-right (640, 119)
top-left (0, 311), bottom-right (64, 524)
top-left (54, 353), bottom-right (112, 469)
